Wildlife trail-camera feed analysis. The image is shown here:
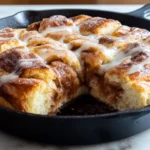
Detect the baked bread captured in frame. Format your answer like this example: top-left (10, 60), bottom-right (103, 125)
top-left (0, 14), bottom-right (150, 114)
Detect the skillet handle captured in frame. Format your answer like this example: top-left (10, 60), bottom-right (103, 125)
top-left (127, 3), bottom-right (150, 20)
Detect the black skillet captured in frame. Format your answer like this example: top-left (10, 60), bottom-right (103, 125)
top-left (0, 4), bottom-right (150, 145)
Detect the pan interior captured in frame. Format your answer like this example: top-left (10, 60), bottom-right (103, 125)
top-left (58, 95), bottom-right (117, 116)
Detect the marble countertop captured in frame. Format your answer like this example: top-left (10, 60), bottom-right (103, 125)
top-left (0, 5), bottom-right (143, 18)
top-left (0, 4), bottom-right (150, 150)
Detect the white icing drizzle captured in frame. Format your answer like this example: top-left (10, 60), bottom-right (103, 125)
top-left (0, 29), bottom-right (37, 47)
top-left (50, 41), bottom-right (67, 49)
top-left (13, 30), bottom-right (27, 46)
top-left (72, 40), bottom-right (118, 60)
top-left (128, 56), bottom-right (150, 74)
top-left (99, 45), bottom-right (149, 74)
top-left (0, 72), bottom-right (18, 86)
top-left (58, 35), bottom-right (67, 43)
top-left (17, 39), bottom-right (25, 47)
top-left (18, 57), bottom-right (43, 68)
top-left (36, 47), bottom-right (79, 66)
top-left (41, 24), bottom-right (80, 36)
top-left (23, 34), bottom-right (41, 44)
top-left (58, 33), bottom-right (99, 44)
top-left (144, 36), bottom-right (150, 43)
top-left (0, 37), bottom-right (12, 41)
top-left (20, 47), bottom-right (31, 54)
top-left (73, 41), bottom-right (96, 58)
top-left (36, 48), bottom-right (55, 61)
top-left (0, 57), bottom-right (43, 86)
top-left (86, 34), bottom-right (99, 43)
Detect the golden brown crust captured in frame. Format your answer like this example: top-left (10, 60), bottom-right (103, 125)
top-left (45, 31), bottom-right (69, 41)
top-left (0, 97), bottom-right (15, 110)
top-left (70, 15), bottom-right (92, 24)
top-left (0, 46), bottom-right (57, 114)
top-left (0, 28), bottom-right (15, 38)
top-left (79, 17), bottom-right (121, 35)
top-left (0, 78), bottom-right (42, 111)
top-left (20, 30), bottom-right (40, 41)
top-left (0, 46), bottom-right (48, 73)
top-left (63, 33), bottom-right (92, 43)
top-left (27, 21), bottom-right (41, 31)
top-left (39, 15), bottom-right (73, 33)
top-left (113, 26), bottom-right (150, 40)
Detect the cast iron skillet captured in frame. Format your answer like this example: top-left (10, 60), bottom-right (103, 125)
top-left (0, 4), bottom-right (150, 145)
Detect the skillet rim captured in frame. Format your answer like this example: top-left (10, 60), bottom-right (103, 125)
top-left (0, 8), bottom-right (150, 119)
top-left (0, 104), bottom-right (150, 119)
top-left (0, 8), bottom-right (147, 23)
top-left (0, 8), bottom-right (130, 20)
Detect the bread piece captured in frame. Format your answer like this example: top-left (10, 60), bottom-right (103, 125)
top-left (38, 15), bottom-right (77, 37)
top-left (27, 21), bottom-right (41, 31)
top-left (71, 15), bottom-right (92, 24)
top-left (0, 78), bottom-right (53, 114)
top-left (50, 61), bottom-right (81, 113)
top-left (89, 43), bottom-right (150, 110)
top-left (20, 30), bottom-right (41, 43)
top-left (79, 17), bottom-right (121, 35)
top-left (113, 26), bottom-right (150, 41)
top-left (0, 47), bottom-right (57, 114)
top-left (30, 44), bottom-right (82, 75)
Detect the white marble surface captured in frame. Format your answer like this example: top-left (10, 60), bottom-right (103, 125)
top-left (1, 128), bottom-right (150, 150)
top-left (0, 4), bottom-right (143, 18)
top-left (0, 4), bottom-right (150, 150)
